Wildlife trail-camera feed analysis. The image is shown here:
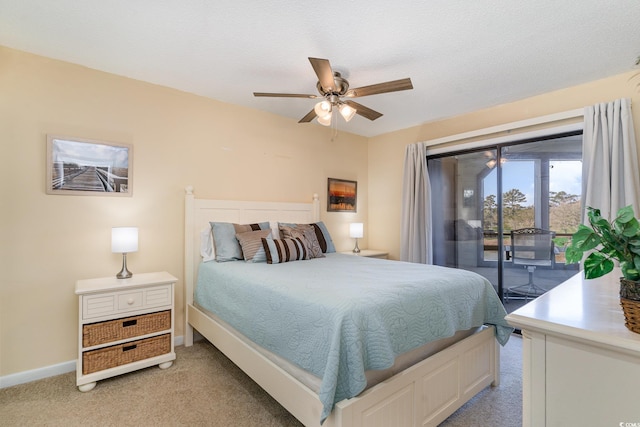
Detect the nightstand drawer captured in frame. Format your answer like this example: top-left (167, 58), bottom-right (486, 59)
top-left (82, 284), bottom-right (172, 320)
top-left (82, 334), bottom-right (171, 375)
top-left (82, 310), bottom-right (171, 347)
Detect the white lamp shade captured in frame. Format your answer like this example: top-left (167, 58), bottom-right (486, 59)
top-left (317, 113), bottom-right (332, 126)
top-left (314, 100), bottom-right (332, 117)
top-left (112, 227), bottom-right (138, 253)
top-left (349, 223), bottom-right (364, 239)
top-left (339, 103), bottom-right (357, 122)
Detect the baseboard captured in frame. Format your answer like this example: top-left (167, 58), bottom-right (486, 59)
top-left (0, 360), bottom-right (77, 389)
top-left (0, 335), bottom-right (185, 389)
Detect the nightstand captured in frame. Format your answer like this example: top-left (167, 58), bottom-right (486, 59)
top-left (75, 271), bottom-right (177, 392)
top-left (339, 249), bottom-right (389, 259)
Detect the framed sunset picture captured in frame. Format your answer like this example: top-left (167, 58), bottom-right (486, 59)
top-left (327, 178), bottom-right (357, 212)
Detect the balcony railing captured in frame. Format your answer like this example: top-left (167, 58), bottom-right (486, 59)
top-left (482, 231), bottom-right (574, 264)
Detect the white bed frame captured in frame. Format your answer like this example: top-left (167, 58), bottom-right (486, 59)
top-left (183, 186), bottom-right (500, 427)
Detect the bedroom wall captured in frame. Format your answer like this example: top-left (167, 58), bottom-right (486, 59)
top-left (0, 46), bottom-right (369, 377)
top-left (368, 70), bottom-right (640, 260)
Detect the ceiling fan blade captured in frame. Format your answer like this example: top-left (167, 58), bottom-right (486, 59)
top-left (253, 92), bottom-right (318, 98)
top-left (344, 100), bottom-right (383, 121)
top-left (308, 57), bottom-right (336, 92)
top-left (345, 78), bottom-right (413, 98)
top-left (298, 109), bottom-right (317, 123)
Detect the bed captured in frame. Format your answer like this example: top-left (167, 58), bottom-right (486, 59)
top-left (183, 187), bottom-right (513, 427)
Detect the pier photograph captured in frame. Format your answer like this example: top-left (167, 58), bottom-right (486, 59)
top-left (46, 135), bottom-right (132, 196)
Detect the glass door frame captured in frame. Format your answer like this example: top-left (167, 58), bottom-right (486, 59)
top-left (426, 130), bottom-right (583, 302)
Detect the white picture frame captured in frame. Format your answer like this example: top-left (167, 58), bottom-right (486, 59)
top-left (46, 135), bottom-right (133, 196)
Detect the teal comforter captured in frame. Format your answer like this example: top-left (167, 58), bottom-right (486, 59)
top-left (195, 253), bottom-right (513, 423)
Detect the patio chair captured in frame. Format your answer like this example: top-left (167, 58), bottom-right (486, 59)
top-left (506, 228), bottom-right (555, 301)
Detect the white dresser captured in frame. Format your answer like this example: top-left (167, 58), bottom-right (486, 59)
top-left (505, 272), bottom-right (640, 426)
top-left (75, 271), bottom-right (177, 391)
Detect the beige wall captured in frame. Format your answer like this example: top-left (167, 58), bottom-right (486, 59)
top-left (368, 71), bottom-right (640, 260)
top-left (0, 46), bottom-right (369, 376)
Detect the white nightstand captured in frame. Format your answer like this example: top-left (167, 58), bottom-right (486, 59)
top-left (75, 271), bottom-right (177, 392)
top-left (339, 249), bottom-right (389, 259)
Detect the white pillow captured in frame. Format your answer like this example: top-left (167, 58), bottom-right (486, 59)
top-left (200, 228), bottom-right (215, 262)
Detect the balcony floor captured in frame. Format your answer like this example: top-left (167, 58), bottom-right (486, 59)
top-left (467, 263), bottom-right (579, 313)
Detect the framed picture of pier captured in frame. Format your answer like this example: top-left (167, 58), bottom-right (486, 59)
top-left (327, 178), bottom-right (357, 212)
top-left (46, 135), bottom-right (133, 196)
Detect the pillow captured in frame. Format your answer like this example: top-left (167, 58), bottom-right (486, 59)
top-left (200, 228), bottom-right (215, 262)
top-left (261, 235), bottom-right (310, 264)
top-left (236, 229), bottom-right (271, 262)
top-left (278, 221), bottom-right (335, 253)
top-left (279, 224), bottom-right (325, 259)
top-left (210, 221), bottom-right (270, 262)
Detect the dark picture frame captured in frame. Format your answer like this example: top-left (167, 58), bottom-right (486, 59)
top-left (46, 135), bottom-right (133, 196)
top-left (327, 178), bottom-right (357, 212)
top-left (463, 188), bottom-right (475, 207)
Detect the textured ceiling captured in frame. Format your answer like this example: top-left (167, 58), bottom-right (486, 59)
top-left (1, 0), bottom-right (639, 137)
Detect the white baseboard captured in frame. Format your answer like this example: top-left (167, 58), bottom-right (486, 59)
top-left (0, 360), bottom-right (76, 389)
top-left (0, 335), bottom-right (185, 389)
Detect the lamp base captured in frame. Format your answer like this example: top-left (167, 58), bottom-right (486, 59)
top-left (352, 239), bottom-right (361, 254)
top-left (116, 253), bottom-right (133, 279)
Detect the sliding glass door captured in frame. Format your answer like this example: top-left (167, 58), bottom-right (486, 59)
top-left (429, 149), bottom-right (499, 291)
top-left (428, 133), bottom-right (582, 312)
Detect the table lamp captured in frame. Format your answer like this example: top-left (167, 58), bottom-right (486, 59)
top-left (350, 223), bottom-right (363, 254)
top-left (112, 227), bottom-right (138, 279)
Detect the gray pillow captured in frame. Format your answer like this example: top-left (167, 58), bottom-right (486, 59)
top-left (236, 229), bottom-right (271, 262)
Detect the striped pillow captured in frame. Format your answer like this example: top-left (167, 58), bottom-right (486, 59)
top-left (236, 229), bottom-right (271, 262)
top-left (261, 236), bottom-right (309, 264)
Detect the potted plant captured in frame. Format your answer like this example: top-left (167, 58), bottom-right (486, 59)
top-left (565, 205), bottom-right (640, 334)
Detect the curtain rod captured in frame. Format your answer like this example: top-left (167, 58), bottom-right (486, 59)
top-left (423, 108), bottom-right (584, 149)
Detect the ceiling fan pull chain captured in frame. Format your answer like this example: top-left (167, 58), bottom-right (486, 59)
top-left (331, 113), bottom-right (339, 141)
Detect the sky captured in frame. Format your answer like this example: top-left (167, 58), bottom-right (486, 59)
top-left (51, 138), bottom-right (129, 168)
top-left (484, 160), bottom-right (582, 205)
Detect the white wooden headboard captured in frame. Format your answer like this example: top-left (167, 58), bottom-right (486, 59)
top-left (183, 186), bottom-right (320, 340)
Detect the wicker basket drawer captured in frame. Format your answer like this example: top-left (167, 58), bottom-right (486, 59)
top-left (82, 334), bottom-right (171, 375)
top-left (83, 310), bottom-right (171, 347)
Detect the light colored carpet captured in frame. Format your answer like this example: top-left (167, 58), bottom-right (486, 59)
top-left (0, 335), bottom-right (522, 426)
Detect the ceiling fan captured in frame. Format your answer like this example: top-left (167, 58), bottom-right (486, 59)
top-left (253, 57), bottom-right (413, 126)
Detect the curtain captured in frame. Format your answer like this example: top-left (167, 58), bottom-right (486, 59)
top-left (583, 98), bottom-right (640, 221)
top-left (400, 143), bottom-right (432, 263)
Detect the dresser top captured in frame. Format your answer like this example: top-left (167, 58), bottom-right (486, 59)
top-left (76, 271), bottom-right (177, 294)
top-left (506, 271), bottom-right (640, 353)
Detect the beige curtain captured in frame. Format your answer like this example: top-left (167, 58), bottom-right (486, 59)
top-left (400, 143), bottom-right (432, 263)
top-left (583, 98), bottom-right (640, 220)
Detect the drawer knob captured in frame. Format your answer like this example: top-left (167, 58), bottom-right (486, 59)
top-left (127, 298), bottom-right (134, 305)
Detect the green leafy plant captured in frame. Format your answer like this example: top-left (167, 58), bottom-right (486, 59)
top-left (565, 205), bottom-right (640, 281)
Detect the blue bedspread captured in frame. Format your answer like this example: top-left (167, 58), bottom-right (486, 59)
top-left (195, 253), bottom-right (513, 423)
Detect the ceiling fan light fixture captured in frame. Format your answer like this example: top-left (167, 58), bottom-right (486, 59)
top-left (314, 100), bottom-right (332, 117)
top-left (317, 113), bottom-right (332, 126)
top-left (254, 58), bottom-right (413, 127)
top-left (338, 103), bottom-right (357, 122)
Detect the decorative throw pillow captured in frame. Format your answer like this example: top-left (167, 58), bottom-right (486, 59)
top-left (210, 221), bottom-right (270, 262)
top-left (236, 229), bottom-right (272, 262)
top-left (279, 224), bottom-right (325, 259)
top-left (261, 235), bottom-right (309, 264)
top-left (278, 221), bottom-right (336, 253)
top-left (311, 221), bottom-right (336, 253)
